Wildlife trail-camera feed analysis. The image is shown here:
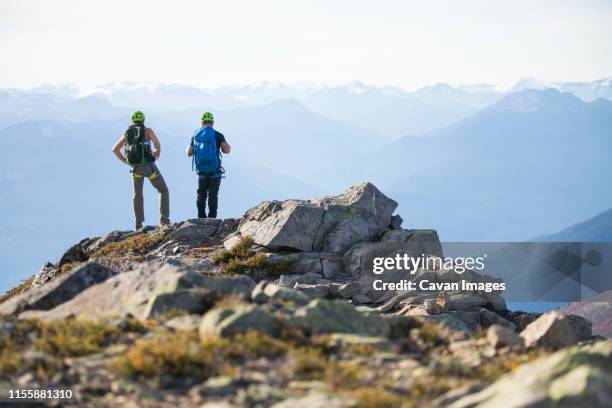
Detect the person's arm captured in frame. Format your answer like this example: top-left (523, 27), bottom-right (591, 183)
top-left (217, 132), bottom-right (231, 154)
top-left (220, 142), bottom-right (231, 154)
top-left (186, 144), bottom-right (194, 157)
top-left (146, 128), bottom-right (161, 159)
top-left (112, 136), bottom-right (127, 163)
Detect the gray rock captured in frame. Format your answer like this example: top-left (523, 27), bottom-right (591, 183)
top-left (251, 281), bottom-right (269, 303)
top-left (30, 264), bottom-right (61, 288)
top-left (237, 183), bottom-right (397, 252)
top-left (200, 303), bottom-right (279, 337)
top-left (390, 214), bottom-right (403, 230)
top-left (170, 219), bottom-right (220, 241)
top-left (311, 183), bottom-right (398, 251)
top-left (147, 289), bottom-right (217, 319)
top-left (286, 252), bottom-right (323, 275)
top-left (425, 299), bottom-right (443, 315)
top-left (352, 294), bottom-right (372, 304)
top-left (223, 232), bottom-right (243, 250)
top-left (327, 283), bottom-right (343, 298)
top-left (0, 262), bottom-right (117, 315)
top-left (423, 314), bottom-right (471, 334)
top-left (165, 314), bottom-right (201, 331)
top-left (86, 230), bottom-right (130, 254)
top-left (278, 275), bottom-right (300, 288)
top-left (520, 311), bottom-right (593, 349)
top-left (322, 218), bottom-right (383, 253)
top-left (0, 319), bottom-right (16, 342)
top-left (516, 312), bottom-right (537, 332)
top-left (446, 341), bottom-right (612, 408)
top-left (213, 218), bottom-right (240, 240)
top-left (19, 263), bottom-right (255, 321)
top-left (447, 311), bottom-right (483, 333)
top-left (321, 257), bottom-right (342, 279)
top-left (271, 392), bottom-right (355, 408)
top-left (338, 282), bottom-right (361, 299)
top-left (341, 230), bottom-right (443, 303)
top-left (58, 240), bottom-right (89, 265)
top-left (194, 376), bottom-right (239, 397)
top-left (480, 308), bottom-right (516, 330)
top-left (239, 200), bottom-right (325, 251)
top-left (291, 299), bottom-right (390, 336)
top-left (263, 283), bottom-right (310, 305)
top-left (296, 283), bottom-right (329, 299)
top-left (297, 272), bottom-right (324, 284)
top-left (487, 324), bottom-right (524, 348)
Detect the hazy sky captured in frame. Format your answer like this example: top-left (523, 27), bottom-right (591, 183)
top-left (1, 0), bottom-right (611, 90)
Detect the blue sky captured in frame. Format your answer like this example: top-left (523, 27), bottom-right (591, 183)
top-left (1, 0), bottom-right (611, 89)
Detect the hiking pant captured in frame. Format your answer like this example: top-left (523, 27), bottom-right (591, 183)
top-left (197, 176), bottom-right (221, 218)
top-left (131, 162), bottom-right (170, 228)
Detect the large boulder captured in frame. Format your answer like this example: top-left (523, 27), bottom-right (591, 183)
top-left (19, 263), bottom-right (255, 321)
top-left (520, 311), bottom-right (593, 349)
top-left (58, 240), bottom-right (90, 265)
top-left (341, 229), bottom-right (443, 303)
top-left (271, 392), bottom-right (355, 408)
top-left (560, 289), bottom-right (612, 338)
top-left (238, 200), bottom-right (324, 251)
top-left (86, 230), bottom-right (131, 254)
top-left (0, 262), bottom-right (117, 315)
top-left (199, 303), bottom-right (280, 338)
top-left (170, 218), bottom-right (221, 242)
top-left (290, 299), bottom-right (390, 337)
top-left (444, 341), bottom-right (612, 408)
top-left (234, 183), bottom-right (398, 253)
top-left (342, 229), bottom-right (507, 305)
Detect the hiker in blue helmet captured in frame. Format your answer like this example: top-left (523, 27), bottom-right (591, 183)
top-left (186, 112), bottom-right (231, 218)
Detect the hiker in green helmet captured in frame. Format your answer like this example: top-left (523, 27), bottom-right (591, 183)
top-left (187, 112), bottom-right (231, 218)
top-left (112, 111), bottom-right (170, 230)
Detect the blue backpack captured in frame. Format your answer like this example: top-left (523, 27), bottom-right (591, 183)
top-left (192, 126), bottom-right (221, 176)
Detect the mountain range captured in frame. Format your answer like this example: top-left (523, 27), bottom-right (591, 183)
top-left (2, 79), bottom-right (612, 292)
top-left (12, 76), bottom-right (612, 138)
top-left (367, 89), bottom-right (612, 241)
top-left (534, 208), bottom-right (612, 242)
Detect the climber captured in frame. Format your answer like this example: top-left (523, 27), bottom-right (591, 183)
top-left (186, 112), bottom-right (231, 218)
top-left (112, 111), bottom-right (170, 230)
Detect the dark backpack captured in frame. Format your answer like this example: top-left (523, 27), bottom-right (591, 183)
top-left (192, 126), bottom-right (221, 176)
top-left (124, 124), bottom-right (154, 166)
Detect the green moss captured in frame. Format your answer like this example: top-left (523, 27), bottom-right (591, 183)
top-left (92, 233), bottom-right (166, 258)
top-left (212, 236), bottom-right (255, 264)
top-left (324, 360), bottom-right (364, 391)
top-left (113, 329), bottom-right (289, 382)
top-left (411, 320), bottom-right (449, 347)
top-left (112, 331), bottom-right (218, 380)
top-left (34, 319), bottom-right (120, 357)
top-left (0, 277), bottom-right (34, 305)
top-left (291, 348), bottom-right (327, 380)
top-left (0, 319), bottom-right (120, 379)
top-left (352, 387), bottom-right (403, 408)
top-left (213, 236), bottom-right (294, 277)
top-left (162, 308), bottom-right (189, 320)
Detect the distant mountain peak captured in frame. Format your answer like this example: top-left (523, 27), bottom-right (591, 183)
top-left (344, 81), bottom-right (369, 94)
top-left (508, 77), bottom-right (552, 93)
top-left (490, 88), bottom-right (583, 113)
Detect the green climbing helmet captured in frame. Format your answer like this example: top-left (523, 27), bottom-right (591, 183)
top-left (201, 112), bottom-right (214, 122)
top-left (131, 111), bottom-right (145, 123)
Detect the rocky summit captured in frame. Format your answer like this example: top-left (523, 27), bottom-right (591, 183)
top-left (0, 182), bottom-right (610, 407)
